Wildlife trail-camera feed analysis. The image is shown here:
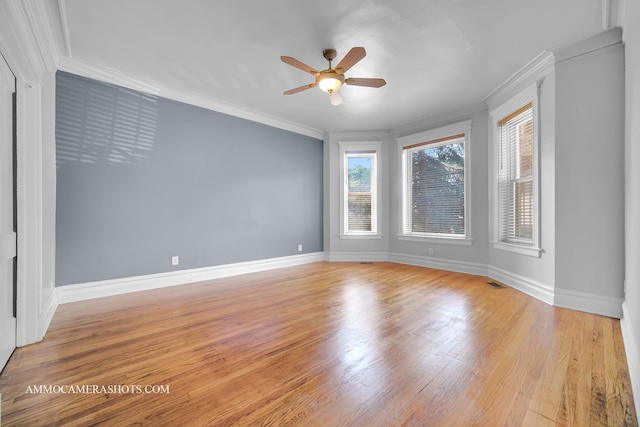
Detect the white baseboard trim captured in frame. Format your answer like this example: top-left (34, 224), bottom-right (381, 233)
top-left (55, 249), bottom-right (625, 327)
top-left (621, 302), bottom-right (640, 417)
top-left (488, 265), bottom-right (555, 305)
top-left (41, 290), bottom-right (58, 339)
top-left (56, 252), bottom-right (326, 304)
top-left (554, 288), bottom-right (623, 318)
top-left (327, 252), bottom-right (390, 262)
top-left (389, 253), bottom-right (488, 277)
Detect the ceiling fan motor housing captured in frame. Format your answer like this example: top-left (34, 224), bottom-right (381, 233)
top-left (323, 49), bottom-right (337, 62)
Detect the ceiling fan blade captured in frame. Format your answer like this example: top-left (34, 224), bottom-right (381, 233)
top-left (345, 77), bottom-right (386, 88)
top-left (283, 83), bottom-right (317, 95)
top-left (335, 47), bottom-right (366, 73)
top-left (281, 56), bottom-right (319, 75)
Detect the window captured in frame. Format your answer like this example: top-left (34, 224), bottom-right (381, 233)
top-left (498, 103), bottom-right (534, 243)
top-left (490, 83), bottom-right (540, 256)
top-left (339, 142), bottom-right (381, 238)
top-left (397, 121), bottom-right (471, 243)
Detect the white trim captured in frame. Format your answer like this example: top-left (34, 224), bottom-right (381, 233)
top-left (56, 57), bottom-right (324, 140)
top-left (56, 252), bottom-right (326, 304)
top-left (15, 79), bottom-right (45, 346)
top-left (328, 130), bottom-right (389, 140)
top-left (326, 252), bottom-right (390, 262)
top-left (398, 235), bottom-right (473, 246)
top-left (489, 82), bottom-right (542, 257)
top-left (492, 241), bottom-right (542, 257)
top-left (484, 52), bottom-right (554, 110)
top-left (617, 0), bottom-right (628, 28)
top-left (395, 120), bottom-right (472, 147)
top-left (488, 265), bottom-right (554, 305)
top-left (396, 120), bottom-right (472, 242)
top-left (552, 27), bottom-right (622, 63)
top-left (54, 248), bottom-right (629, 333)
top-left (0, 0), bottom-right (64, 348)
top-left (20, 0), bottom-right (61, 72)
top-left (339, 234), bottom-right (383, 240)
top-left (621, 302), bottom-right (640, 417)
top-left (390, 253), bottom-right (488, 277)
top-left (57, 0), bottom-right (72, 57)
top-left (41, 290), bottom-right (58, 336)
top-left (554, 288), bottom-right (622, 318)
top-left (338, 140), bottom-right (382, 237)
top-left (390, 102), bottom-right (486, 138)
top-left (602, 0), bottom-right (612, 29)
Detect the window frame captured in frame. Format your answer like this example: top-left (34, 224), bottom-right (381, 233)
top-left (490, 83), bottom-right (542, 257)
top-left (338, 141), bottom-right (382, 239)
top-left (396, 120), bottom-right (472, 245)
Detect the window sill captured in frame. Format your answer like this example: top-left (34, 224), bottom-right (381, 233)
top-left (398, 234), bottom-right (473, 246)
top-left (339, 233), bottom-right (383, 240)
top-left (492, 241), bottom-right (542, 257)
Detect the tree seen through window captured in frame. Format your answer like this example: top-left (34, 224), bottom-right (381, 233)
top-left (410, 142), bottom-right (465, 235)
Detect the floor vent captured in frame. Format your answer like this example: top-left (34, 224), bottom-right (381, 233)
top-left (360, 262), bottom-right (374, 264)
top-left (486, 281), bottom-right (506, 289)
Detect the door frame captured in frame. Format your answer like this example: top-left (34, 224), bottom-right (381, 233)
top-left (0, 51), bottom-right (17, 369)
top-left (0, 1), bottom-right (59, 348)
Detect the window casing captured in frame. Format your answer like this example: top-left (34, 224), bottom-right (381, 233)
top-left (498, 104), bottom-right (534, 244)
top-left (490, 83), bottom-right (541, 256)
top-left (339, 142), bottom-right (381, 238)
top-left (397, 121), bottom-right (471, 244)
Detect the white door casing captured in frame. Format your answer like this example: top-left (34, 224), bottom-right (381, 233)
top-left (0, 53), bottom-right (16, 370)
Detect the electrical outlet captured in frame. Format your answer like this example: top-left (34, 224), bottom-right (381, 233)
top-left (171, 256), bottom-right (179, 266)
top-left (428, 248), bottom-right (434, 255)
top-left (298, 244), bottom-right (303, 252)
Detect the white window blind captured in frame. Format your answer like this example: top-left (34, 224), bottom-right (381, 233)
top-left (344, 151), bottom-right (377, 233)
top-left (402, 134), bottom-right (466, 237)
top-left (498, 103), bottom-right (534, 244)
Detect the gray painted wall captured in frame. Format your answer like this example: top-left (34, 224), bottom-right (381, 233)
top-left (55, 71), bottom-right (323, 286)
top-left (555, 43), bottom-right (625, 297)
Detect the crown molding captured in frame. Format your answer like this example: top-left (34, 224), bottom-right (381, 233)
top-left (21, 0), bottom-right (65, 72)
top-left (0, 0), bottom-right (44, 82)
top-left (0, 0), bottom-right (64, 81)
top-left (617, 0), bottom-right (628, 28)
top-left (326, 129), bottom-right (389, 142)
top-left (484, 51), bottom-right (555, 111)
top-left (552, 26), bottom-right (622, 63)
top-left (56, 57), bottom-right (324, 140)
top-left (57, 57), bottom-right (164, 94)
top-left (602, 0), bottom-right (625, 29)
top-left (390, 102), bottom-right (486, 138)
top-left (57, 0), bottom-right (73, 57)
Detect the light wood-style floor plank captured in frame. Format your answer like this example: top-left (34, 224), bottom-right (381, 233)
top-left (0, 262), bottom-right (636, 426)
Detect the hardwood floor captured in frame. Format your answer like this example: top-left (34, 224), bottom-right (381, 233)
top-left (0, 262), bottom-right (636, 426)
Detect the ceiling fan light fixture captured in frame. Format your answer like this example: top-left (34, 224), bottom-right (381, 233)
top-left (329, 90), bottom-right (343, 106)
top-left (317, 72), bottom-right (344, 93)
top-left (281, 47), bottom-right (385, 104)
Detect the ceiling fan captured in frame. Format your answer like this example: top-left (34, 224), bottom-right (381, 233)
top-left (281, 47), bottom-right (386, 106)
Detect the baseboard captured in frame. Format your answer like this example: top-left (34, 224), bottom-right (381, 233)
top-left (56, 252), bottom-right (326, 304)
top-left (488, 265), bottom-right (555, 305)
top-left (554, 287), bottom-right (623, 318)
top-left (621, 302), bottom-right (640, 417)
top-left (327, 252), bottom-right (390, 262)
top-left (56, 249), bottom-right (624, 327)
top-left (16, 289), bottom-right (58, 347)
top-left (41, 290), bottom-right (58, 339)
top-left (389, 252), bottom-right (488, 277)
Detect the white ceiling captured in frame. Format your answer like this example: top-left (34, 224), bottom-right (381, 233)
top-left (57, 0), bottom-right (606, 134)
